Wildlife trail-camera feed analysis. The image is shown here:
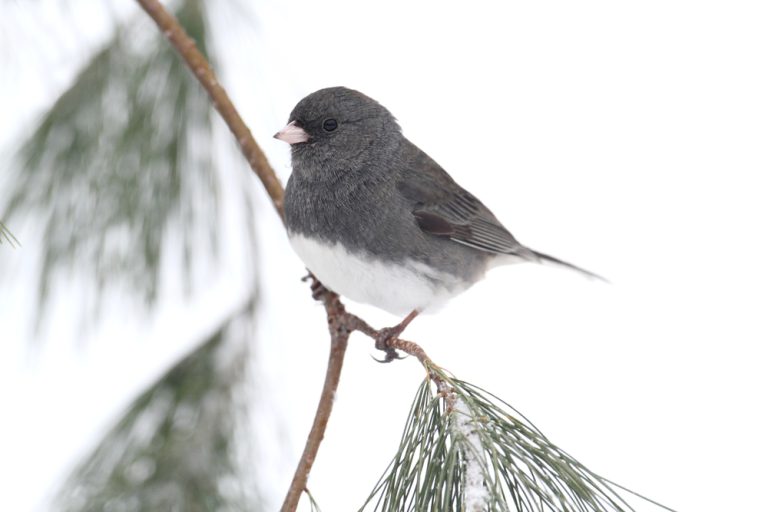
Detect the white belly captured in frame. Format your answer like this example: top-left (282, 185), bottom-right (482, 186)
top-left (288, 233), bottom-right (466, 315)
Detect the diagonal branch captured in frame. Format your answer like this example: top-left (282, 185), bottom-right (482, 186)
top-left (135, 0), bottom-right (285, 219)
top-left (134, 2), bottom-right (440, 511)
top-left (280, 295), bottom-right (349, 512)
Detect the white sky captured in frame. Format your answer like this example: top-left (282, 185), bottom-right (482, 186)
top-left (1, 1), bottom-right (767, 511)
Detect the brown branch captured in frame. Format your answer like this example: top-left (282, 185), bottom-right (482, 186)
top-left (306, 275), bottom-right (441, 374)
top-left (134, 3), bottom-right (442, 511)
top-left (135, 0), bottom-right (285, 219)
top-left (280, 301), bottom-right (349, 512)
top-left (283, 276), bottom-right (442, 511)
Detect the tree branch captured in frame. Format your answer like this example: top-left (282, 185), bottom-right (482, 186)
top-left (135, 0), bottom-right (285, 218)
top-left (134, 3), bottom-right (443, 511)
top-left (280, 303), bottom-right (349, 512)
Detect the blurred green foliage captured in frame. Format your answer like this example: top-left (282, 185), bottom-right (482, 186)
top-left (2, 0), bottom-right (265, 509)
top-left (3, 0), bottom-right (219, 308)
top-left (0, 220), bottom-right (18, 246)
top-left (55, 301), bottom-right (262, 511)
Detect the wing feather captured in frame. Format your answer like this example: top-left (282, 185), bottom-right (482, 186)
top-left (396, 142), bottom-right (529, 257)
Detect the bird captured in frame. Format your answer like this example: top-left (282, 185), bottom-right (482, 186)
top-left (275, 87), bottom-right (602, 353)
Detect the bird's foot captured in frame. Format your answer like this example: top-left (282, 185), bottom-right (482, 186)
top-left (372, 310), bottom-right (420, 364)
top-left (373, 326), bottom-right (407, 363)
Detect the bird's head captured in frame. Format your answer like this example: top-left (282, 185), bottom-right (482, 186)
top-left (275, 87), bottom-right (401, 177)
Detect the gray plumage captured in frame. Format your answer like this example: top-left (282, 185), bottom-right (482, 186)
top-left (279, 87), bottom-right (601, 314)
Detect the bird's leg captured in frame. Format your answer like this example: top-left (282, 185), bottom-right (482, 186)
top-left (374, 309), bottom-right (420, 363)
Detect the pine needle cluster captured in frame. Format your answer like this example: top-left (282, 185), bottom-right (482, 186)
top-left (362, 367), bottom-right (674, 512)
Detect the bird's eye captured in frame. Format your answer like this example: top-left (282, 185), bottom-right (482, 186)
top-left (322, 118), bottom-right (338, 132)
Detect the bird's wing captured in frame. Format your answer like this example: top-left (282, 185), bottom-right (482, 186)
top-left (395, 142), bottom-right (534, 258)
top-left (395, 141), bottom-right (606, 281)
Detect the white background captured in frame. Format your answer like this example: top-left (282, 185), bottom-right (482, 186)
top-left (1, 1), bottom-right (767, 511)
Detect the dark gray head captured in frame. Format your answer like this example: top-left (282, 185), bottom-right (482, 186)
top-left (274, 87), bottom-right (402, 179)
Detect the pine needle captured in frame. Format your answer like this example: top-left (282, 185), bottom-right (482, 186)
top-left (361, 368), bottom-right (677, 512)
top-left (305, 488), bottom-right (323, 512)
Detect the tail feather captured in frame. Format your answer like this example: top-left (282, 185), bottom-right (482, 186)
top-left (526, 249), bottom-right (608, 282)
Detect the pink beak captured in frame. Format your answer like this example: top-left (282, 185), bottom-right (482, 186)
top-left (274, 120), bottom-right (310, 145)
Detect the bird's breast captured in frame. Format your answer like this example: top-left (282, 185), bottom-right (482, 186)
top-left (287, 231), bottom-right (468, 316)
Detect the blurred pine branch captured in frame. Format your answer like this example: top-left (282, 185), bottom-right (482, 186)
top-left (55, 297), bottom-right (263, 511)
top-left (1, 0), bottom-right (266, 509)
top-left (2, 0), bottom-right (220, 313)
top-left (0, 220), bottom-right (18, 246)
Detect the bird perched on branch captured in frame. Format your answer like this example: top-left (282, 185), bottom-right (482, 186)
top-left (275, 87), bottom-right (602, 352)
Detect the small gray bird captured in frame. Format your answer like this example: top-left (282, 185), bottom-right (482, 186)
top-left (275, 87), bottom-right (601, 344)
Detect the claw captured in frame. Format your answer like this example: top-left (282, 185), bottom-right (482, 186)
top-left (371, 309), bottom-right (420, 363)
top-left (372, 349), bottom-right (405, 364)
